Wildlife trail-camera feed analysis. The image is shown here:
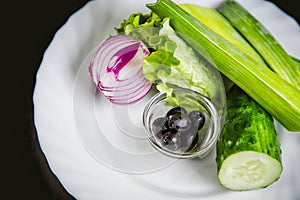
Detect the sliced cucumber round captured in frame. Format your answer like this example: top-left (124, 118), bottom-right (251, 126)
top-left (218, 151), bottom-right (282, 191)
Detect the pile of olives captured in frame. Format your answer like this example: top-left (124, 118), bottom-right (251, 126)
top-left (151, 107), bottom-right (206, 152)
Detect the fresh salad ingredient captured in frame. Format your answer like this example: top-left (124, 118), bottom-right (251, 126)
top-left (142, 19), bottom-right (225, 112)
top-left (188, 110), bottom-right (205, 130)
top-left (115, 12), bottom-right (226, 114)
top-left (166, 106), bottom-right (187, 116)
top-left (216, 85), bottom-right (282, 191)
top-left (181, 4), bottom-right (300, 69)
top-left (161, 130), bottom-right (182, 151)
top-left (151, 107), bottom-right (206, 152)
top-left (115, 12), bottom-right (164, 48)
top-left (152, 117), bottom-right (168, 138)
top-left (89, 35), bottom-right (152, 104)
top-left (168, 111), bottom-right (193, 131)
top-left (147, 0), bottom-right (300, 132)
top-left (219, 0), bottom-right (300, 89)
top-left (179, 4), bottom-right (266, 66)
top-left (294, 56), bottom-right (300, 68)
top-left (181, 2), bottom-right (300, 88)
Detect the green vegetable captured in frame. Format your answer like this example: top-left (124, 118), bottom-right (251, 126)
top-left (180, 3), bottom-right (300, 90)
top-left (292, 56), bottom-right (300, 69)
top-left (115, 12), bottom-right (163, 34)
top-left (143, 19), bottom-right (224, 110)
top-left (115, 12), bottom-right (164, 50)
top-left (179, 4), bottom-right (266, 66)
top-left (216, 85), bottom-right (282, 191)
top-left (219, 0), bottom-right (300, 89)
top-left (147, 0), bottom-right (300, 132)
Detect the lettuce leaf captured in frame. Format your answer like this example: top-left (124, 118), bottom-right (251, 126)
top-left (115, 12), bottom-right (163, 34)
top-left (143, 19), bottom-right (219, 106)
top-left (115, 12), bottom-right (164, 50)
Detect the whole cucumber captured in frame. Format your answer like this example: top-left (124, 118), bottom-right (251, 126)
top-left (216, 85), bottom-right (282, 191)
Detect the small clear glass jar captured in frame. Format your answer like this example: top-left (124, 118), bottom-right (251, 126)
top-left (143, 87), bottom-right (225, 159)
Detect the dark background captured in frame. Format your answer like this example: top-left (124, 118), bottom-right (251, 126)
top-left (3, 0), bottom-right (299, 199)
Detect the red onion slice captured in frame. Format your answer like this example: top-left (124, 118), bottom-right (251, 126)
top-left (98, 68), bottom-right (144, 90)
top-left (89, 35), bottom-right (152, 104)
top-left (89, 35), bottom-right (131, 84)
top-left (102, 78), bottom-right (150, 98)
top-left (99, 73), bottom-right (146, 93)
top-left (109, 82), bottom-right (153, 104)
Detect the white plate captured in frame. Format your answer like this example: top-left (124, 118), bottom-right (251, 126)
top-left (33, 0), bottom-right (300, 199)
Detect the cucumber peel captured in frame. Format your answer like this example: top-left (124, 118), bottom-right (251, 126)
top-left (216, 86), bottom-right (282, 191)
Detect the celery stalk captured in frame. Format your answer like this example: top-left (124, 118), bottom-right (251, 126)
top-left (293, 56), bottom-right (300, 68)
top-left (179, 4), bottom-right (266, 67)
top-left (147, 0), bottom-right (300, 132)
top-left (219, 0), bottom-right (300, 89)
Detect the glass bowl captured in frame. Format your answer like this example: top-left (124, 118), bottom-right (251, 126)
top-left (143, 87), bottom-right (224, 159)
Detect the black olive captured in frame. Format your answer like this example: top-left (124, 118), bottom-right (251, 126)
top-left (179, 130), bottom-right (199, 151)
top-left (156, 128), bottom-right (173, 140)
top-left (167, 113), bottom-right (193, 132)
top-left (161, 129), bottom-right (181, 151)
top-left (151, 107), bottom-right (204, 153)
top-left (188, 110), bottom-right (205, 130)
top-left (166, 107), bottom-right (187, 117)
top-left (152, 117), bottom-right (168, 136)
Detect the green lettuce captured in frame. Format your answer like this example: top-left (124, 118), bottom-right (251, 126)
top-left (143, 19), bottom-right (220, 106)
top-left (115, 12), bottom-right (164, 50)
top-left (115, 12), bottom-right (163, 34)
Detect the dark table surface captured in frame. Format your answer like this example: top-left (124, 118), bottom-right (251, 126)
top-left (4, 0), bottom-right (300, 199)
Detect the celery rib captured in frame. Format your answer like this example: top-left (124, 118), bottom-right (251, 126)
top-left (219, 0), bottom-right (300, 89)
top-left (179, 4), bottom-right (267, 67)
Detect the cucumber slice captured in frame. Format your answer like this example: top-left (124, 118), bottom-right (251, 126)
top-left (216, 86), bottom-right (282, 191)
top-left (218, 151), bottom-right (282, 191)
